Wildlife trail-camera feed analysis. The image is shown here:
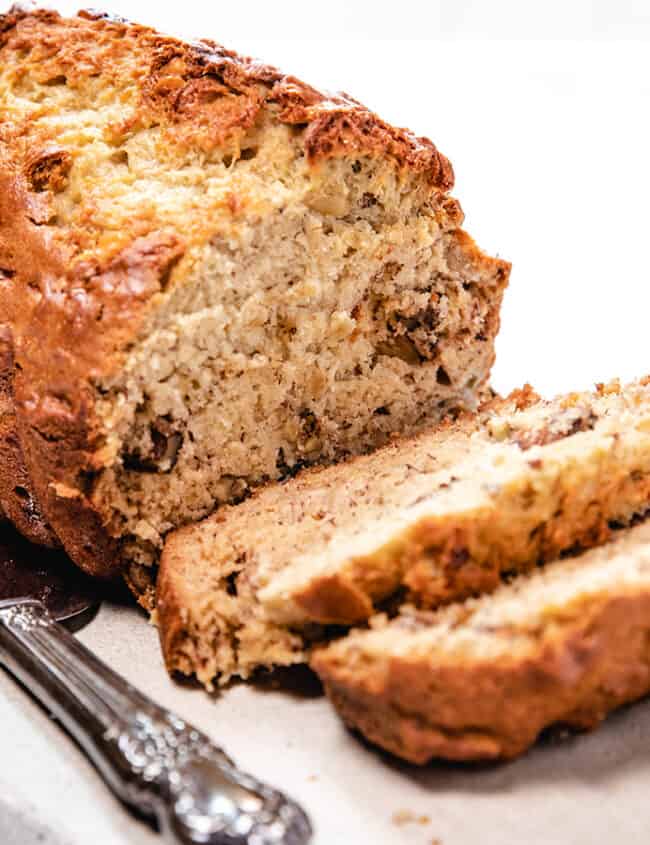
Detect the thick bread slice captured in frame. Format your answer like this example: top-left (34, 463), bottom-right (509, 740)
top-left (312, 519), bottom-right (650, 763)
top-left (158, 397), bottom-right (491, 685)
top-left (259, 380), bottom-right (650, 623)
top-left (0, 8), bottom-right (507, 581)
top-left (158, 379), bottom-right (650, 685)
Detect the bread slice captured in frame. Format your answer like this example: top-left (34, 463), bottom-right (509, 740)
top-left (158, 395), bottom-right (490, 685)
top-left (0, 8), bottom-right (507, 584)
top-left (158, 379), bottom-right (650, 685)
top-left (312, 519), bottom-right (650, 763)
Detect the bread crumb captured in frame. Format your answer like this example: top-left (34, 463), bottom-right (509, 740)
top-left (307, 774), bottom-right (318, 782)
top-left (391, 809), bottom-right (430, 826)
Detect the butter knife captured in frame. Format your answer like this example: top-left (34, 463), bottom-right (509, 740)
top-left (0, 526), bottom-right (312, 845)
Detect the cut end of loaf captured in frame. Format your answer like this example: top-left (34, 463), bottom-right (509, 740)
top-left (92, 207), bottom-right (506, 572)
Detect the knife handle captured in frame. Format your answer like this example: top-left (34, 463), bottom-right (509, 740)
top-left (0, 598), bottom-right (312, 845)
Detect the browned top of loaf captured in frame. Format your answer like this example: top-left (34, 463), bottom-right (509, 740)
top-left (0, 7), bottom-right (455, 576)
top-left (0, 7), bottom-right (453, 194)
top-left (1, 6), bottom-right (454, 319)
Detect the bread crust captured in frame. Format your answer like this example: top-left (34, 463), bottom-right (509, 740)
top-left (0, 7), bottom-right (453, 183)
top-left (0, 326), bottom-right (59, 547)
top-left (156, 524), bottom-right (197, 677)
top-left (0, 7), bottom-right (462, 577)
top-left (312, 589), bottom-right (650, 763)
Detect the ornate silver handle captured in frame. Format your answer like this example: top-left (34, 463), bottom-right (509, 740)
top-left (0, 599), bottom-right (312, 845)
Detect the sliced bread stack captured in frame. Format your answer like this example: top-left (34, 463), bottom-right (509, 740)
top-left (312, 520), bottom-right (650, 762)
top-left (158, 378), bottom-right (650, 689)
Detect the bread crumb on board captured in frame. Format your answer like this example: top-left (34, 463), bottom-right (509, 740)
top-left (391, 809), bottom-right (431, 826)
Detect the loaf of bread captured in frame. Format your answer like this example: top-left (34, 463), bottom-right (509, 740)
top-left (0, 8), bottom-right (508, 597)
top-left (158, 379), bottom-right (650, 685)
top-left (312, 519), bottom-right (650, 763)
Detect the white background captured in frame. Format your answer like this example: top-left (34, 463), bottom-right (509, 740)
top-left (5, 2), bottom-right (650, 844)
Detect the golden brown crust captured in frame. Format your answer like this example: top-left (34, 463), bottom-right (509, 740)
top-left (156, 526), bottom-right (198, 677)
top-left (1, 7), bottom-right (453, 185)
top-left (480, 383), bottom-right (541, 414)
top-left (157, 576), bottom-right (185, 675)
top-left (0, 139), bottom-right (185, 575)
top-left (288, 572), bottom-right (375, 624)
top-left (15, 232), bottom-right (186, 577)
top-left (0, 6), bottom-right (458, 577)
top-left (312, 591), bottom-right (650, 763)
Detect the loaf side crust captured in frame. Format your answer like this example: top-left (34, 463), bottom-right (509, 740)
top-left (0, 325), bottom-right (59, 547)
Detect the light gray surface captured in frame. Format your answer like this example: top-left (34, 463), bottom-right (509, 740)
top-left (3, 599), bottom-right (650, 845)
top-left (0, 797), bottom-right (71, 845)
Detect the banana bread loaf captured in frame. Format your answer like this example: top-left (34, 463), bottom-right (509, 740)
top-left (158, 379), bottom-right (650, 685)
top-left (312, 519), bottom-right (650, 763)
top-left (0, 8), bottom-right (508, 590)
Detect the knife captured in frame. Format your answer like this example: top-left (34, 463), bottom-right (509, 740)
top-left (0, 524), bottom-right (312, 845)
